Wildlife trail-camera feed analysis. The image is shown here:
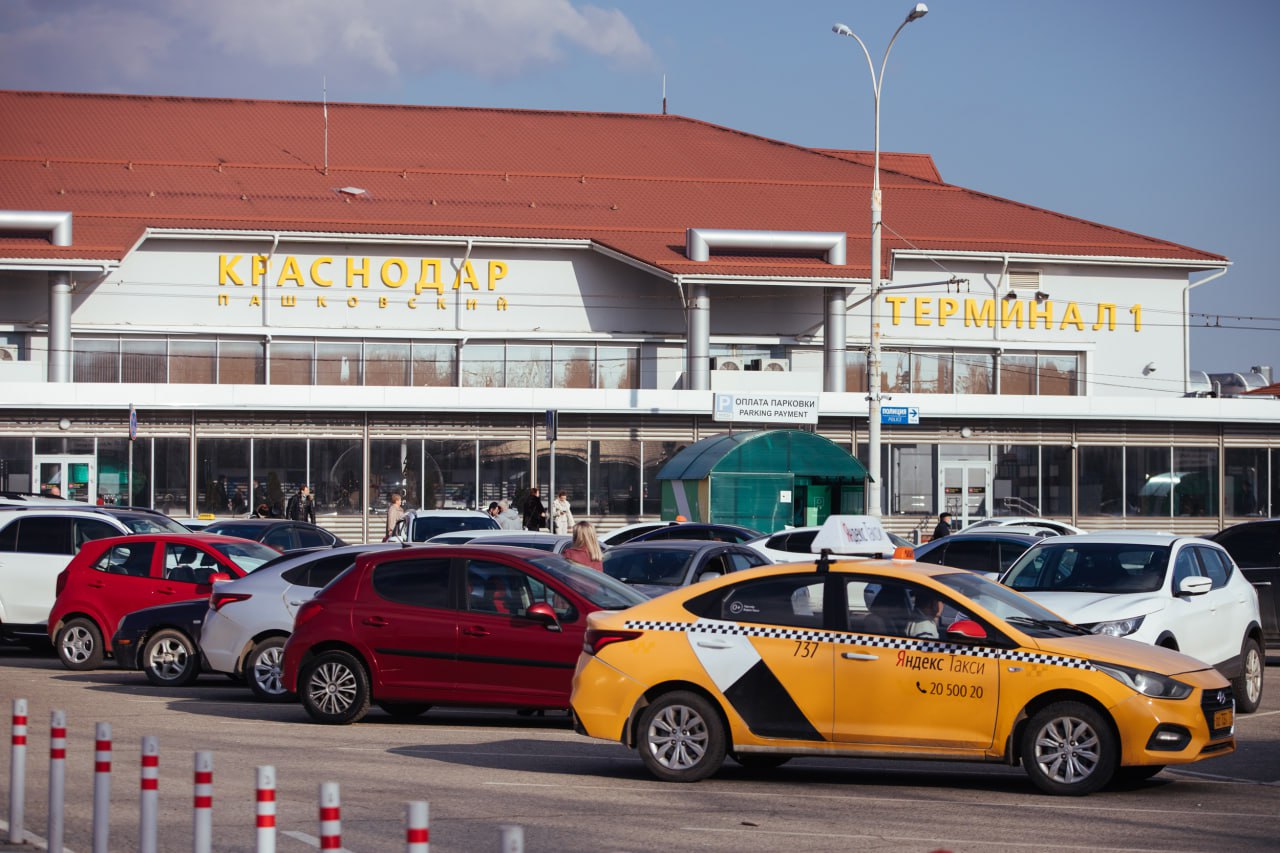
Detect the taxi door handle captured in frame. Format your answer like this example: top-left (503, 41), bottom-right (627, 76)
top-left (841, 652), bottom-right (878, 661)
top-left (696, 639), bottom-right (732, 649)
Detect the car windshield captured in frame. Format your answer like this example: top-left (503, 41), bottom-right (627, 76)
top-left (1004, 543), bottom-right (1169, 594)
top-left (122, 515), bottom-right (191, 534)
top-left (410, 516), bottom-right (498, 540)
top-left (602, 549), bottom-right (695, 586)
top-left (201, 522), bottom-right (262, 539)
top-left (933, 571), bottom-right (1088, 638)
top-left (210, 541), bottom-right (282, 573)
top-left (527, 554), bottom-right (647, 608)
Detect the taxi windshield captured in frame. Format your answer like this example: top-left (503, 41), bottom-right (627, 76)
top-left (934, 571), bottom-right (1087, 638)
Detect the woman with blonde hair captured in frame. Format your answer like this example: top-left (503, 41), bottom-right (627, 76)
top-left (563, 520), bottom-right (603, 571)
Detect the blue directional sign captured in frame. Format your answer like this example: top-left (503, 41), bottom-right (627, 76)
top-left (881, 406), bottom-right (920, 426)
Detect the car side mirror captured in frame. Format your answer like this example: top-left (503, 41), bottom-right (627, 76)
top-left (696, 570), bottom-right (723, 583)
top-left (1177, 576), bottom-right (1213, 597)
top-left (945, 619), bottom-right (987, 640)
top-left (525, 601), bottom-right (561, 632)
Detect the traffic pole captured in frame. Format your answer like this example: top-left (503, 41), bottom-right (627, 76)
top-left (48, 710), bottom-right (66, 853)
top-left (92, 722), bottom-right (112, 853)
top-left (139, 736), bottom-right (159, 853)
top-left (193, 751), bottom-right (213, 853)
top-left (318, 782), bottom-right (341, 851)
top-left (405, 800), bottom-right (429, 852)
top-left (8, 698), bottom-right (27, 844)
top-left (255, 765), bottom-right (277, 853)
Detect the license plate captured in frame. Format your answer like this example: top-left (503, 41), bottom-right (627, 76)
top-left (1213, 709), bottom-right (1233, 730)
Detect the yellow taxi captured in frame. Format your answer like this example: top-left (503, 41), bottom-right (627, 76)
top-left (571, 516), bottom-right (1237, 795)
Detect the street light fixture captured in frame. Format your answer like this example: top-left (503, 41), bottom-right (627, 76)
top-left (832, 2), bottom-right (928, 518)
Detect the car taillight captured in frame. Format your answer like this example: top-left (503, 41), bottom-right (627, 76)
top-left (55, 569), bottom-right (68, 597)
top-left (293, 599), bottom-right (325, 629)
top-left (583, 628), bottom-right (642, 656)
top-left (209, 592), bottom-right (252, 611)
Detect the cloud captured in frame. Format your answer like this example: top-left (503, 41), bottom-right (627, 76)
top-left (0, 0), bottom-right (654, 94)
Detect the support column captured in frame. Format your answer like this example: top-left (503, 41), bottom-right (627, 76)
top-left (823, 287), bottom-right (849, 392)
top-left (48, 271), bottom-right (72, 383)
top-left (686, 282), bottom-right (710, 391)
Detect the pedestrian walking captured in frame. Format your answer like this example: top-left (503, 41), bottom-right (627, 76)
top-left (931, 511), bottom-right (953, 541)
top-left (551, 490), bottom-right (574, 535)
top-left (523, 487), bottom-right (547, 531)
top-left (497, 500), bottom-right (522, 530)
top-left (385, 492), bottom-right (406, 540)
top-left (287, 484), bottom-right (316, 524)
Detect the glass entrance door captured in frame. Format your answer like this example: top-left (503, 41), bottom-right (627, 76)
top-left (939, 463), bottom-right (992, 529)
top-left (34, 455), bottom-right (96, 503)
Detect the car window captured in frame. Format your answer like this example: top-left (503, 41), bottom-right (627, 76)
top-left (938, 539), bottom-right (996, 573)
top-left (1005, 543), bottom-right (1168, 593)
top-left (120, 515), bottom-right (189, 534)
top-left (998, 542), bottom-right (1028, 572)
top-left (95, 541), bottom-right (156, 577)
top-left (295, 526), bottom-right (331, 548)
top-left (1214, 524), bottom-right (1278, 568)
top-left (14, 516), bottom-right (74, 555)
top-left (163, 543), bottom-right (219, 583)
top-left (74, 518), bottom-right (122, 550)
top-left (370, 557), bottom-right (451, 608)
top-left (1172, 547), bottom-right (1201, 589)
top-left (283, 553), bottom-right (357, 588)
top-left (262, 526), bottom-right (294, 550)
top-left (524, 554), bottom-right (647, 610)
top-left (409, 515), bottom-right (498, 541)
top-left (1194, 546), bottom-right (1231, 589)
top-left (846, 577), bottom-right (976, 640)
top-left (210, 541), bottom-right (282, 573)
top-left (602, 548), bottom-right (695, 587)
top-left (0, 519), bottom-right (16, 551)
top-left (719, 575), bottom-right (825, 628)
top-left (728, 550), bottom-right (767, 571)
top-left (465, 559), bottom-right (574, 619)
top-left (913, 544), bottom-right (946, 565)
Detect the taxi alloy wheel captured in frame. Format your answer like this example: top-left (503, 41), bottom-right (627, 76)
top-left (638, 691), bottom-right (726, 782)
top-left (1021, 701), bottom-right (1117, 796)
top-left (300, 650), bottom-right (371, 725)
top-left (143, 629), bottom-right (201, 687)
top-left (246, 637), bottom-right (294, 702)
top-left (1232, 637), bottom-right (1264, 714)
top-left (56, 618), bottom-right (104, 671)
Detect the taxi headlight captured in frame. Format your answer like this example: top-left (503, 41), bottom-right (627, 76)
top-left (1092, 661), bottom-right (1192, 700)
top-left (1088, 615), bottom-right (1144, 637)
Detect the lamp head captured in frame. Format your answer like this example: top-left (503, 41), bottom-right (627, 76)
top-left (832, 22), bottom-right (854, 37)
top-left (907, 3), bottom-right (929, 22)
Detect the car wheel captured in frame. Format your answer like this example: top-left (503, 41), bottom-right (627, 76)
top-left (143, 629), bottom-right (201, 687)
top-left (1020, 701), bottom-right (1117, 796)
top-left (377, 702), bottom-right (432, 720)
top-left (1232, 637), bottom-right (1264, 714)
top-left (299, 651), bottom-right (370, 725)
top-left (246, 637), bottom-right (293, 702)
top-left (636, 691), bottom-right (726, 782)
top-left (56, 618), bottom-right (104, 671)
top-left (729, 752), bottom-right (791, 772)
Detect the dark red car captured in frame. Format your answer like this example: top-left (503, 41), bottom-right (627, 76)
top-left (48, 533), bottom-right (280, 670)
top-left (281, 545), bottom-right (646, 724)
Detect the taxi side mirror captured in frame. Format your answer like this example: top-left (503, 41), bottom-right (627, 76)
top-left (945, 619), bottom-right (987, 640)
top-left (525, 601), bottom-right (562, 632)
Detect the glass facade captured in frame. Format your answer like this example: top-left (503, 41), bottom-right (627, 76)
top-left (1225, 447), bottom-right (1268, 517)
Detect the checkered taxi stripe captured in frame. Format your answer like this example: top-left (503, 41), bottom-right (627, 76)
top-left (623, 619), bottom-right (1095, 671)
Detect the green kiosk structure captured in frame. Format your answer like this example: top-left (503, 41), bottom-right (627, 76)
top-left (656, 430), bottom-right (868, 533)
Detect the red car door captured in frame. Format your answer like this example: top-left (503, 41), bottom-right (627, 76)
top-left (75, 538), bottom-right (162, 643)
top-left (155, 541), bottom-right (241, 603)
top-left (454, 556), bottom-right (586, 707)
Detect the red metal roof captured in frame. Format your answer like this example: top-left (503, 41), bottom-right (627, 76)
top-left (0, 91), bottom-right (1227, 278)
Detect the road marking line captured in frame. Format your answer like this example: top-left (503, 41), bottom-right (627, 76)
top-left (1165, 767), bottom-right (1280, 786)
top-left (282, 829), bottom-right (353, 852)
top-left (0, 816), bottom-right (73, 851)
top-left (679, 826), bottom-right (1222, 853)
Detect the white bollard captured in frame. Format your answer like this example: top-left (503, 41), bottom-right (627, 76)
top-left (8, 698), bottom-right (27, 844)
top-left (193, 751), bottom-right (214, 853)
top-left (255, 765), bottom-right (277, 853)
top-left (48, 710), bottom-right (66, 853)
top-left (92, 722), bottom-right (112, 853)
top-left (319, 782), bottom-right (341, 851)
top-left (500, 824), bottom-right (525, 853)
top-left (405, 800), bottom-right (429, 852)
top-left (139, 736), bottom-right (159, 853)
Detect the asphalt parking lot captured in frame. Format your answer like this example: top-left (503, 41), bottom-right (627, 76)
top-left (1, 645), bottom-right (1277, 853)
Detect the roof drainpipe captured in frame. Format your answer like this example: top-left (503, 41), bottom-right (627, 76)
top-left (0, 211), bottom-right (75, 383)
top-left (1183, 268), bottom-right (1228, 395)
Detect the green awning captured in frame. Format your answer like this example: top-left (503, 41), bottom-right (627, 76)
top-left (656, 430), bottom-right (867, 481)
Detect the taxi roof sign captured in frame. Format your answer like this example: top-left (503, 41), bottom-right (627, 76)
top-left (810, 515), bottom-right (897, 556)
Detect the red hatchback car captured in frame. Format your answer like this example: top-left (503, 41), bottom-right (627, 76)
top-left (49, 533), bottom-right (280, 670)
top-left (281, 545), bottom-right (646, 724)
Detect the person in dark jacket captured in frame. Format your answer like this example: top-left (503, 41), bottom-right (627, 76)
top-left (522, 487), bottom-right (547, 531)
top-left (287, 484), bottom-right (316, 524)
top-left (931, 512), bottom-right (953, 541)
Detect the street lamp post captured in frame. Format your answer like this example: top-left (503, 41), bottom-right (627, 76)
top-left (833, 3), bottom-right (928, 518)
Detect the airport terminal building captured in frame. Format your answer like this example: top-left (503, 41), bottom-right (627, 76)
top-left (1, 90), bottom-right (1276, 542)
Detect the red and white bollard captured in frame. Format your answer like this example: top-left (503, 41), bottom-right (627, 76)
top-left (139, 736), bottom-right (159, 853)
top-left (193, 751), bottom-right (214, 853)
top-left (92, 722), bottom-right (112, 853)
top-left (319, 782), bottom-right (341, 851)
top-left (405, 800), bottom-right (429, 853)
top-left (8, 698), bottom-right (27, 844)
top-left (255, 765), bottom-right (277, 853)
top-left (48, 710), bottom-right (66, 853)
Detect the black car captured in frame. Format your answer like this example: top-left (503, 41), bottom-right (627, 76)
top-left (601, 540), bottom-right (771, 597)
top-left (626, 522), bottom-right (762, 545)
top-left (1211, 518), bottom-right (1279, 644)
top-left (911, 531), bottom-right (1042, 578)
top-left (111, 598), bottom-right (211, 686)
top-left (200, 519), bottom-right (345, 552)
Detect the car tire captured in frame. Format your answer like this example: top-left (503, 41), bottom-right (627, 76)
top-left (246, 637), bottom-right (294, 702)
top-left (142, 629), bottom-right (201, 687)
top-left (636, 691), bottom-right (726, 782)
top-left (56, 618), bottom-right (104, 671)
top-left (1231, 637), bottom-right (1264, 714)
top-left (729, 752), bottom-right (791, 772)
top-left (1020, 701), bottom-right (1117, 796)
top-left (377, 702), bottom-right (432, 720)
top-left (299, 650), bottom-right (370, 725)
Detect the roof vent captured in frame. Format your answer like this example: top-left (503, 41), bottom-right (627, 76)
top-left (336, 186), bottom-right (367, 197)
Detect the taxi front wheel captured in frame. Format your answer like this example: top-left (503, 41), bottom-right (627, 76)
top-left (1021, 701), bottom-right (1118, 796)
top-left (637, 691), bottom-right (726, 782)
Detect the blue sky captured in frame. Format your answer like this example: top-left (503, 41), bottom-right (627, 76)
top-left (2, 0), bottom-right (1276, 376)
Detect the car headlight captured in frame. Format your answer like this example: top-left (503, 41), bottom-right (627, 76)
top-left (1092, 661), bottom-right (1192, 700)
top-left (1087, 615), bottom-right (1144, 637)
